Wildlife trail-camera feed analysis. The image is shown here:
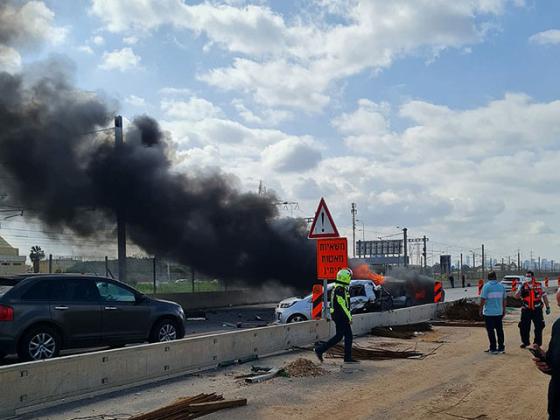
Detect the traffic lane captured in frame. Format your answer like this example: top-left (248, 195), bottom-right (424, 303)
top-left (184, 304), bottom-right (276, 335)
top-left (0, 304), bottom-right (277, 366)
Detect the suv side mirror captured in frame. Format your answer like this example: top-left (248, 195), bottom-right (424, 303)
top-left (135, 294), bottom-right (147, 304)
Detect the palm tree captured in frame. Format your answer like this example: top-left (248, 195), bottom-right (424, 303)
top-left (29, 246), bottom-right (45, 273)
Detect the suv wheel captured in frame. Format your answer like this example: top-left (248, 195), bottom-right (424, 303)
top-left (287, 314), bottom-right (307, 323)
top-left (150, 319), bottom-right (179, 343)
top-left (19, 326), bottom-right (61, 361)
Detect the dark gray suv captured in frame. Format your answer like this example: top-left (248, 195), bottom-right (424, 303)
top-left (0, 275), bottom-right (185, 361)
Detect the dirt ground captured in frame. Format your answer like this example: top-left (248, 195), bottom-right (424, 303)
top-left (26, 302), bottom-right (558, 420)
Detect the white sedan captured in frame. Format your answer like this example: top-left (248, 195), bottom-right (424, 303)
top-left (274, 280), bottom-right (391, 323)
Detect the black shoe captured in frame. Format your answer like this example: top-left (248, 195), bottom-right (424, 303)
top-left (497, 349), bottom-right (505, 354)
top-left (314, 348), bottom-right (324, 363)
top-left (520, 344), bottom-right (527, 349)
top-left (344, 359), bottom-right (360, 364)
top-left (484, 349), bottom-right (496, 353)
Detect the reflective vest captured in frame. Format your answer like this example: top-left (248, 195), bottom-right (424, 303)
top-left (330, 283), bottom-right (352, 321)
top-left (520, 280), bottom-right (544, 310)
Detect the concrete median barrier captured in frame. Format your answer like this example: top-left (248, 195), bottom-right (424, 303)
top-left (0, 303), bottom-right (446, 418)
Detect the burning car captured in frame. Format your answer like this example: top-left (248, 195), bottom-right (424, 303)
top-left (274, 280), bottom-right (394, 323)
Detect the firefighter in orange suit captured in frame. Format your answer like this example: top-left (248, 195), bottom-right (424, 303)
top-left (516, 270), bottom-right (551, 348)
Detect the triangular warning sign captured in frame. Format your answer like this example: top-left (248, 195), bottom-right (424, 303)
top-left (308, 198), bottom-right (339, 238)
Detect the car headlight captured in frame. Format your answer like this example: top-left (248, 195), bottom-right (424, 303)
top-left (280, 302), bottom-right (296, 308)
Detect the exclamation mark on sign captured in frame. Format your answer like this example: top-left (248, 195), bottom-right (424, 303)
top-left (321, 212), bottom-right (325, 232)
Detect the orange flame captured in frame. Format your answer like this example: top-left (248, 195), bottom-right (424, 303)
top-left (352, 263), bottom-right (385, 285)
top-left (415, 290), bottom-right (426, 301)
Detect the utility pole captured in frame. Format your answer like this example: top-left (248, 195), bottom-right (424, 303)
top-left (518, 250), bottom-right (521, 272)
top-left (422, 235), bottom-right (428, 269)
top-left (115, 115), bottom-right (127, 283)
top-left (351, 203), bottom-right (357, 257)
top-left (538, 256), bottom-right (541, 272)
top-left (460, 253), bottom-right (463, 285)
top-left (153, 257), bottom-right (157, 294)
top-left (481, 244), bottom-right (485, 280)
top-left (403, 227), bottom-right (408, 267)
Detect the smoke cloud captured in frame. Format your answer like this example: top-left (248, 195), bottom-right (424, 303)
top-left (0, 63), bottom-right (316, 288)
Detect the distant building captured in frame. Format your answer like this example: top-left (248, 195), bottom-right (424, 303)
top-left (0, 235), bottom-right (27, 274)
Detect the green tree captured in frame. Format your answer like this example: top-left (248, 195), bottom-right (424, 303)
top-left (29, 246), bottom-right (45, 273)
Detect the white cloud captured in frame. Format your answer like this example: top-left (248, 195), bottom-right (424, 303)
top-left (0, 1), bottom-right (67, 69)
top-left (0, 45), bottom-right (21, 73)
top-left (123, 35), bottom-right (138, 45)
top-left (528, 221), bottom-right (554, 235)
top-left (158, 87), bottom-right (192, 97)
top-left (125, 94), bottom-right (145, 107)
top-left (161, 97), bottom-right (222, 121)
top-left (90, 0), bottom-right (523, 112)
top-left (232, 99), bottom-right (292, 126)
top-left (92, 35), bottom-right (105, 46)
top-left (320, 93), bottom-right (560, 249)
top-left (529, 29), bottom-right (560, 45)
top-left (261, 137), bottom-right (322, 173)
top-left (99, 47), bottom-right (142, 71)
top-left (77, 45), bottom-right (94, 54)
top-left (0, 1), bottom-right (68, 49)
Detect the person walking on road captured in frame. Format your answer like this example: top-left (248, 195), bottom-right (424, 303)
top-left (315, 268), bottom-right (359, 364)
top-left (532, 288), bottom-right (560, 420)
top-left (480, 271), bottom-right (506, 354)
top-left (449, 274), bottom-right (455, 289)
top-left (516, 270), bottom-right (551, 348)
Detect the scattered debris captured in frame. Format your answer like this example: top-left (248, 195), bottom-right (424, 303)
top-left (129, 393), bottom-right (247, 420)
top-left (222, 321), bottom-right (268, 329)
top-left (506, 296), bottom-right (523, 308)
top-left (371, 322), bottom-right (433, 339)
top-left (327, 344), bottom-right (424, 360)
top-left (184, 310), bottom-right (207, 321)
top-left (244, 368), bottom-right (282, 383)
top-left (431, 320), bottom-right (485, 328)
top-left (440, 299), bottom-right (483, 321)
top-left (283, 358), bottom-right (326, 377)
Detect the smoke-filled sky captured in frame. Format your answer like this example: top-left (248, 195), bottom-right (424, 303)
top-left (0, 0), bottom-right (560, 267)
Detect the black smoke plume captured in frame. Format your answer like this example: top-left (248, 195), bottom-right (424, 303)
top-left (0, 64), bottom-right (316, 288)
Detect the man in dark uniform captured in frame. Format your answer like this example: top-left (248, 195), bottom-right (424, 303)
top-left (516, 270), bottom-right (551, 348)
top-left (314, 268), bottom-right (358, 364)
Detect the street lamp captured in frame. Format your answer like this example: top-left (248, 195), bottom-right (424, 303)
top-left (356, 219), bottom-right (365, 241)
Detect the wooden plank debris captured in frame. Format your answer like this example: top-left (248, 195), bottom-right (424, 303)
top-left (129, 393), bottom-right (247, 420)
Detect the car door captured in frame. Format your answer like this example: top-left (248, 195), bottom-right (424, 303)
top-left (349, 284), bottom-right (367, 312)
top-left (49, 278), bottom-right (103, 347)
top-left (95, 280), bottom-right (151, 342)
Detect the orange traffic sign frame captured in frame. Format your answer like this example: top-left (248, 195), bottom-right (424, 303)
top-left (316, 237), bottom-right (348, 280)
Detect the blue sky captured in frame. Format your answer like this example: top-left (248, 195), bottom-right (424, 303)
top-left (1, 0), bottom-right (560, 265)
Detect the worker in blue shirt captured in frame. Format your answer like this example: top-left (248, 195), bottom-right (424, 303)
top-left (479, 271), bottom-right (506, 354)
